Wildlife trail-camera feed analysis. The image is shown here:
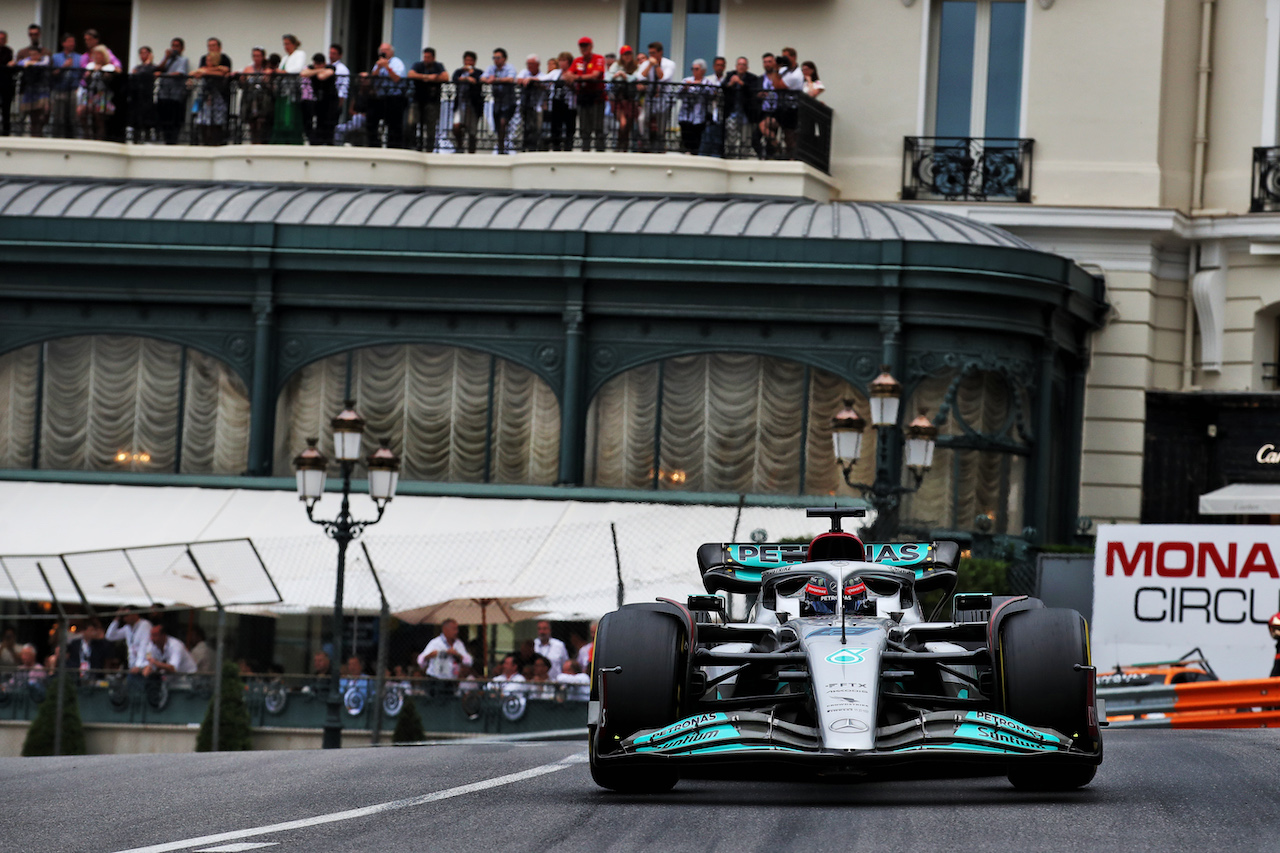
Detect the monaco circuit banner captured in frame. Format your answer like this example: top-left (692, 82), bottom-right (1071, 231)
top-left (1092, 525), bottom-right (1280, 682)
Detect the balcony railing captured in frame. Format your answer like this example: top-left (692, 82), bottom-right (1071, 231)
top-left (902, 136), bottom-right (1034, 202)
top-left (1251, 147), bottom-right (1280, 212)
top-left (0, 67), bottom-right (833, 173)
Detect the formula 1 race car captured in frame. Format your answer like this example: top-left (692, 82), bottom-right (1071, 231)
top-left (588, 507), bottom-right (1104, 793)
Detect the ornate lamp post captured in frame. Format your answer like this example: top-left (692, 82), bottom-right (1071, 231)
top-left (293, 401), bottom-right (400, 749)
top-left (831, 366), bottom-right (939, 541)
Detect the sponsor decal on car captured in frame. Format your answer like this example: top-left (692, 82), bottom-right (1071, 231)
top-left (825, 648), bottom-right (869, 665)
top-left (965, 711), bottom-right (1062, 744)
top-left (827, 718), bottom-right (869, 733)
top-left (636, 724), bottom-right (740, 752)
top-left (633, 712), bottom-right (728, 745)
top-left (825, 681), bottom-right (869, 692)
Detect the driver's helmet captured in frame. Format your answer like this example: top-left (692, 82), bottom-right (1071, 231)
top-left (1270, 612), bottom-right (1280, 635)
top-left (843, 578), bottom-right (875, 617)
top-left (799, 576), bottom-right (837, 617)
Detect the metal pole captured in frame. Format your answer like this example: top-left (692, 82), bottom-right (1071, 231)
top-left (35, 562), bottom-right (69, 757)
top-left (58, 556), bottom-right (97, 621)
top-left (610, 523), bottom-right (624, 609)
top-left (185, 548), bottom-right (225, 752)
top-left (323, 463), bottom-right (354, 750)
top-left (361, 542), bottom-right (390, 746)
top-left (212, 605), bottom-right (226, 750)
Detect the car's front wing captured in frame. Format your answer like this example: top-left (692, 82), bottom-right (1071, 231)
top-left (595, 709), bottom-right (1101, 770)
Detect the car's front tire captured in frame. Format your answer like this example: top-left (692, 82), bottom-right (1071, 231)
top-left (998, 607), bottom-right (1098, 791)
top-left (589, 605), bottom-right (685, 793)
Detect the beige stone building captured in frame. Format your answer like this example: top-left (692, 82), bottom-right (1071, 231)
top-left (1, 0), bottom-right (1278, 527)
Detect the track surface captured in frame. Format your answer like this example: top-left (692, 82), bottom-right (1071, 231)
top-left (2, 730), bottom-right (1278, 853)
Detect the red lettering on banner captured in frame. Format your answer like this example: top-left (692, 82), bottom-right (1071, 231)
top-left (1240, 543), bottom-right (1280, 578)
top-left (1156, 542), bottom-right (1194, 577)
top-left (1196, 542), bottom-right (1237, 578)
top-left (1106, 541), bottom-right (1152, 576)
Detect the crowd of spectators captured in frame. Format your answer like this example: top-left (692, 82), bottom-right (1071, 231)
top-left (0, 24), bottom-right (823, 159)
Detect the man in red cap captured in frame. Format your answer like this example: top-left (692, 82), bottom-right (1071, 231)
top-left (565, 36), bottom-right (606, 151)
top-left (1269, 612), bottom-right (1280, 677)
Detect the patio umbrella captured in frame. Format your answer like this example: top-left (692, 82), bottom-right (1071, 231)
top-left (393, 581), bottom-right (541, 674)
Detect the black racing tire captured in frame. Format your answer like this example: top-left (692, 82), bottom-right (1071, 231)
top-left (999, 607), bottom-right (1098, 792)
top-left (589, 606), bottom-right (684, 793)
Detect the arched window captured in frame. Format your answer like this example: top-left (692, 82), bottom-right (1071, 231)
top-left (0, 336), bottom-right (250, 473)
top-left (273, 345), bottom-right (561, 484)
top-left (900, 368), bottom-right (1030, 535)
top-left (584, 353), bottom-right (875, 495)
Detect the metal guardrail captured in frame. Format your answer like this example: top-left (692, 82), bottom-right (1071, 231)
top-left (902, 136), bottom-right (1034, 202)
top-left (0, 68), bottom-right (833, 173)
top-left (1098, 677), bottom-right (1280, 728)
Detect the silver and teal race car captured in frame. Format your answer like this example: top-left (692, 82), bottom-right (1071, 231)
top-left (588, 508), bottom-right (1104, 793)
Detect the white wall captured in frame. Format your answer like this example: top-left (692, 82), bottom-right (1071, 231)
top-left (133, 0), bottom-right (326, 70)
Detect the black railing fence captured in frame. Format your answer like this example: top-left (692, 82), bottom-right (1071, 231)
top-left (902, 136), bottom-right (1034, 202)
top-left (1251, 146), bottom-right (1280, 212)
top-left (0, 68), bottom-right (832, 172)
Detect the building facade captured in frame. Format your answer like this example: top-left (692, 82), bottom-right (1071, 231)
top-left (1, 0), bottom-right (1278, 536)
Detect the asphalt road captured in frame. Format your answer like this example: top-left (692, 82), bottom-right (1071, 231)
top-left (2, 730), bottom-right (1278, 853)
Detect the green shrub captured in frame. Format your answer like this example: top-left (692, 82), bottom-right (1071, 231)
top-left (393, 696), bottom-right (426, 744)
top-left (196, 661), bottom-right (253, 752)
top-left (21, 673), bottom-right (87, 757)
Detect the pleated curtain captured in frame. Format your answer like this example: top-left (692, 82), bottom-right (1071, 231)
top-left (0, 337), bottom-right (250, 474)
top-left (273, 345), bottom-right (561, 485)
top-left (586, 354), bottom-right (875, 497)
top-left (587, 355), bottom-right (1028, 533)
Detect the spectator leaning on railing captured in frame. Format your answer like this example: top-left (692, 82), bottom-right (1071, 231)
top-left (49, 33), bottom-right (78, 139)
top-left (408, 46), bottom-right (446, 151)
top-left (142, 623), bottom-right (197, 677)
top-left (155, 37), bottom-right (188, 144)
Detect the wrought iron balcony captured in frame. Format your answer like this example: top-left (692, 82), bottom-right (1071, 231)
top-left (1250, 147), bottom-right (1280, 212)
top-left (902, 137), bottom-right (1034, 203)
top-left (0, 67), bottom-right (833, 173)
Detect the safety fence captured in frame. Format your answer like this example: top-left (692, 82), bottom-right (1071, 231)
top-left (0, 669), bottom-right (585, 736)
top-left (0, 68), bottom-right (833, 172)
top-left (1098, 677), bottom-right (1280, 729)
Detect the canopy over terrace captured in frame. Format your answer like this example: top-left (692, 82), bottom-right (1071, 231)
top-left (0, 539), bottom-right (281, 614)
top-left (0, 481), bottom-right (840, 620)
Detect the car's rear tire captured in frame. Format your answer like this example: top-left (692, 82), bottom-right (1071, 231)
top-left (589, 606), bottom-right (684, 793)
top-left (999, 607), bottom-right (1098, 791)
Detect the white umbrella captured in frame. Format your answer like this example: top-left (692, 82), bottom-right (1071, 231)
top-left (393, 580), bottom-right (542, 674)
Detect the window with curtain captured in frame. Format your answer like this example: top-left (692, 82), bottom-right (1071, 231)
top-left (899, 368), bottom-right (1029, 535)
top-left (273, 344), bottom-right (561, 485)
top-left (584, 354), bottom-right (875, 495)
top-left (931, 0), bottom-right (1026, 139)
top-left (0, 336), bottom-right (250, 474)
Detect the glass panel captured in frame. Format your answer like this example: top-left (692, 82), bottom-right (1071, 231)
top-left (984, 0), bottom-right (1025, 138)
top-left (684, 0), bottom-right (720, 76)
top-left (391, 6), bottom-right (424, 66)
top-left (935, 0), bottom-right (977, 139)
top-left (639, 0), bottom-right (675, 60)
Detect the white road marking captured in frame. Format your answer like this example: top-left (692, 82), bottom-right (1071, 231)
top-left (193, 844), bottom-right (280, 852)
top-left (113, 753), bottom-right (586, 853)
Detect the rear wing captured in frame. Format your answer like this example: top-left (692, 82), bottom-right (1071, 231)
top-left (698, 540), bottom-right (961, 595)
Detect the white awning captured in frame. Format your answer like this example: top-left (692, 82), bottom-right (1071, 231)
top-left (1199, 483), bottom-right (1280, 515)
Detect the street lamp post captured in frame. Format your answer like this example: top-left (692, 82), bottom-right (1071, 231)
top-left (293, 401), bottom-right (401, 749)
top-left (831, 366), bottom-right (938, 541)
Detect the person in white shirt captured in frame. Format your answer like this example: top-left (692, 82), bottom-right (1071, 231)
top-left (639, 41), bottom-right (677, 152)
top-left (143, 623), bottom-right (197, 675)
top-left (516, 53), bottom-right (546, 149)
top-left (416, 618), bottom-right (473, 680)
top-left (489, 653), bottom-right (527, 696)
top-left (558, 659), bottom-right (591, 701)
top-left (328, 43), bottom-right (351, 99)
top-left (532, 620), bottom-right (569, 673)
top-left (105, 606), bottom-right (154, 672)
top-left (363, 42), bottom-right (408, 148)
top-left (281, 34), bottom-right (307, 74)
